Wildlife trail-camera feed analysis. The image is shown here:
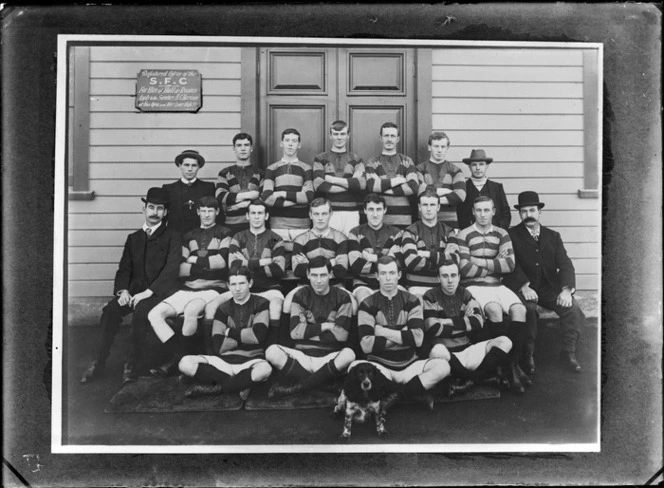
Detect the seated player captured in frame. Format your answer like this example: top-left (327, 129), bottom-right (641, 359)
top-left (148, 196), bottom-right (232, 378)
top-left (455, 196), bottom-right (530, 394)
top-left (423, 259), bottom-right (513, 394)
top-left (349, 256), bottom-right (451, 407)
top-left (178, 264), bottom-right (273, 399)
top-left (312, 119), bottom-right (366, 235)
top-left (265, 256), bottom-right (356, 398)
top-left (347, 193), bottom-right (402, 305)
top-left (284, 197), bottom-right (354, 311)
top-left (215, 132), bottom-right (263, 234)
top-left (399, 186), bottom-right (459, 298)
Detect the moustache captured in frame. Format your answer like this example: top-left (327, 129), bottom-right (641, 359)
top-left (523, 217), bottom-right (537, 223)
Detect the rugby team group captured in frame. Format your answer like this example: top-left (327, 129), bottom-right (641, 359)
top-left (79, 120), bottom-right (586, 406)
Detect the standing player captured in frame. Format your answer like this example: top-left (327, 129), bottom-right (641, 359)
top-left (260, 128), bottom-right (314, 251)
top-left (365, 122), bottom-right (420, 229)
top-left (215, 132), bottom-right (263, 234)
top-left (178, 264), bottom-right (273, 399)
top-left (416, 131), bottom-right (466, 229)
top-left (312, 120), bottom-right (366, 235)
top-left (266, 257), bottom-right (356, 398)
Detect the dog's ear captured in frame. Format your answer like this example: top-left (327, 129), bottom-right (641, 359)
top-left (372, 369), bottom-right (393, 398)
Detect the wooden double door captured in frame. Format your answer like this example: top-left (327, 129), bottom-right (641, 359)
top-left (256, 46), bottom-right (419, 166)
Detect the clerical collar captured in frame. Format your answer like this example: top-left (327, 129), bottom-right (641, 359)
top-left (142, 222), bottom-right (162, 234)
top-left (471, 176), bottom-right (488, 187)
top-left (181, 177), bottom-right (197, 185)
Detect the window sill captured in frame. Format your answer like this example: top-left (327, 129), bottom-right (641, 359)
top-left (69, 190), bottom-right (96, 201)
top-left (577, 189), bottom-right (599, 199)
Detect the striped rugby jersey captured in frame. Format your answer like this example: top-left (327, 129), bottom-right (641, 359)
top-left (422, 286), bottom-right (483, 353)
top-left (212, 294), bottom-right (270, 364)
top-left (357, 289), bottom-right (424, 370)
top-left (291, 228), bottom-right (349, 285)
top-left (289, 285), bottom-right (353, 358)
top-left (416, 160), bottom-right (467, 228)
top-left (365, 154), bottom-right (420, 229)
top-left (347, 223), bottom-right (401, 289)
top-left (228, 229), bottom-right (286, 292)
top-left (180, 224), bottom-right (233, 290)
top-left (312, 150), bottom-right (366, 212)
top-left (455, 223), bottom-right (515, 286)
top-left (215, 164), bottom-right (264, 233)
top-left (261, 159), bottom-right (314, 230)
top-left (399, 220), bottom-right (459, 288)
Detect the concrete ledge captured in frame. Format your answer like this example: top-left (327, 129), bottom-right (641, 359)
top-left (67, 290), bottom-right (599, 327)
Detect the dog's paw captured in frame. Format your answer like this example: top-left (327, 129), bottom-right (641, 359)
top-left (377, 427), bottom-right (388, 439)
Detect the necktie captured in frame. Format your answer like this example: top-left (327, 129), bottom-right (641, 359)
top-left (533, 233), bottom-right (539, 242)
top-left (145, 227), bottom-right (152, 237)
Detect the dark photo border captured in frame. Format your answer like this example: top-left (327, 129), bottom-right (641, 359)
top-left (3, 3), bottom-right (662, 486)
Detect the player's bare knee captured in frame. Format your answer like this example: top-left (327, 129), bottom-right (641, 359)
top-left (336, 348), bottom-right (356, 369)
top-left (429, 343), bottom-right (451, 361)
top-left (509, 303), bottom-right (527, 321)
top-left (492, 336), bottom-right (512, 353)
top-left (252, 361), bottom-right (273, 381)
top-left (484, 302), bottom-right (503, 321)
top-left (178, 356), bottom-right (197, 376)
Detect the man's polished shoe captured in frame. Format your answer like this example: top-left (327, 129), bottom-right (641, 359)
top-left (522, 353), bottom-right (536, 376)
top-left (150, 359), bottom-right (180, 378)
top-left (560, 350), bottom-right (582, 373)
top-left (185, 383), bottom-right (224, 398)
top-left (80, 360), bottom-right (104, 384)
top-left (268, 382), bottom-right (303, 399)
top-left (516, 364), bottom-right (532, 387)
top-left (122, 362), bottom-right (137, 385)
top-left (447, 378), bottom-right (474, 397)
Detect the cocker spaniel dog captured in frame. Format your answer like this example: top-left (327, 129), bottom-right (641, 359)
top-left (333, 362), bottom-right (399, 440)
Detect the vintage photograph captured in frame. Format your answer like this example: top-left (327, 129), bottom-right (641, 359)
top-left (52, 34), bottom-right (602, 454)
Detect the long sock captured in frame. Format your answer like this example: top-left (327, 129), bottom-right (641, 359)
top-left (508, 321), bottom-right (527, 362)
top-left (448, 355), bottom-right (472, 380)
top-left (192, 363), bottom-right (230, 386)
top-left (470, 348), bottom-right (509, 383)
top-left (221, 368), bottom-right (255, 393)
top-left (281, 355), bottom-right (309, 382)
top-left (164, 334), bottom-right (186, 358)
top-left (487, 319), bottom-right (508, 338)
top-left (201, 319), bottom-right (214, 355)
top-left (266, 320), bottom-right (280, 347)
top-left (181, 333), bottom-right (200, 356)
top-left (300, 360), bottom-right (341, 391)
top-left (399, 375), bottom-right (427, 398)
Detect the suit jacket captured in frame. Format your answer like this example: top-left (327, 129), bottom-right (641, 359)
top-left (113, 224), bottom-right (182, 299)
top-left (162, 179), bottom-right (217, 234)
top-left (456, 179), bottom-right (511, 230)
top-left (502, 222), bottom-right (576, 295)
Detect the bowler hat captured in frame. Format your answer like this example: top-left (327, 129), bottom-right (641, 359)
top-left (462, 149), bottom-right (493, 164)
top-left (141, 187), bottom-right (170, 206)
top-left (174, 149), bottom-right (206, 168)
top-left (514, 191), bottom-right (545, 210)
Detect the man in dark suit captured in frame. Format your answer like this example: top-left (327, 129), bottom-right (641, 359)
top-left (162, 149), bottom-right (217, 234)
top-left (456, 149), bottom-right (511, 230)
top-left (503, 191), bottom-right (585, 374)
top-left (80, 187), bottom-right (182, 385)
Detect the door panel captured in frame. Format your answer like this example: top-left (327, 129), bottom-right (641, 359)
top-left (259, 47), bottom-right (416, 167)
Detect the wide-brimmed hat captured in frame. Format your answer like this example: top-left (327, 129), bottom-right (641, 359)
top-left (462, 149), bottom-right (493, 164)
top-left (174, 149), bottom-right (206, 168)
top-left (141, 187), bottom-right (170, 206)
top-left (514, 191), bottom-right (545, 210)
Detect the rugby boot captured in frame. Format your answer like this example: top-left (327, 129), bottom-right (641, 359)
top-left (516, 364), bottom-right (532, 387)
top-left (561, 330), bottom-right (582, 373)
top-left (80, 360), bottom-right (104, 384)
top-left (268, 382), bottom-right (304, 399)
top-left (150, 359), bottom-right (181, 378)
top-left (508, 363), bottom-right (525, 394)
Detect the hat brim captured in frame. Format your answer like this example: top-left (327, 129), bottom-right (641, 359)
top-left (463, 158), bottom-right (493, 164)
top-left (174, 153), bottom-right (206, 168)
top-left (514, 202), bottom-right (545, 210)
top-left (142, 197), bottom-right (169, 206)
